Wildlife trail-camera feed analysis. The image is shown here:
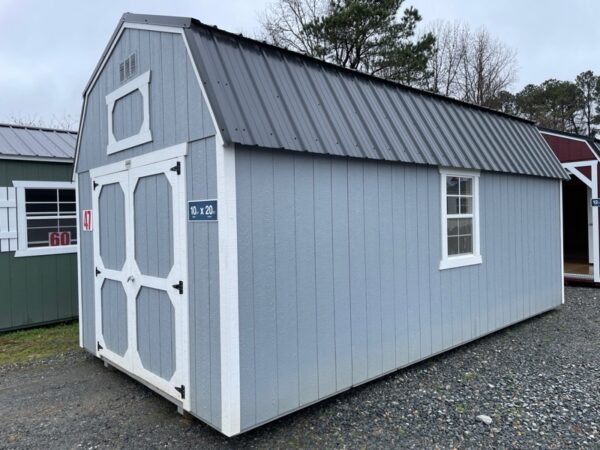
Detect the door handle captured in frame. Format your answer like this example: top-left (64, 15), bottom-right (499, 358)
top-left (127, 275), bottom-right (135, 283)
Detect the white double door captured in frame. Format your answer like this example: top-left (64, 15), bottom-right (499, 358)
top-left (92, 155), bottom-right (189, 408)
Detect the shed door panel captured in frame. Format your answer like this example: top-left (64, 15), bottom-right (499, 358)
top-left (92, 155), bottom-right (189, 409)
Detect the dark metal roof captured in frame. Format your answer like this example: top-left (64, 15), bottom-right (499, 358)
top-left (83, 13), bottom-right (568, 180)
top-left (0, 123), bottom-right (76, 161)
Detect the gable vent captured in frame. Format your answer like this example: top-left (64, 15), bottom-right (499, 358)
top-left (119, 53), bottom-right (138, 83)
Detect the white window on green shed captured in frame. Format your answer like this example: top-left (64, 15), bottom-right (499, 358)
top-left (13, 181), bottom-right (77, 257)
top-left (439, 168), bottom-right (482, 270)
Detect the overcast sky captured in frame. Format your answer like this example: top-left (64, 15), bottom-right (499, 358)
top-left (1, 0), bottom-right (598, 127)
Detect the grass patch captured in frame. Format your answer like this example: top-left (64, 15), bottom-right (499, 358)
top-left (0, 321), bottom-right (79, 365)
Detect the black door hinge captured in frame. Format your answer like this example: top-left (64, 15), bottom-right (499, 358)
top-left (175, 385), bottom-right (185, 399)
top-left (95, 267), bottom-right (101, 276)
top-left (97, 341), bottom-right (103, 352)
top-left (172, 280), bottom-right (183, 294)
top-left (93, 180), bottom-right (98, 190)
top-left (170, 161), bottom-right (181, 175)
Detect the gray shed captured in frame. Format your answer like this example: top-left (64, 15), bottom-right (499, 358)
top-left (74, 13), bottom-right (567, 436)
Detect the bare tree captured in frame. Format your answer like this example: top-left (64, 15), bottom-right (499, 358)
top-left (423, 20), bottom-right (467, 97)
top-left (424, 22), bottom-right (517, 107)
top-left (258, 0), bottom-right (328, 55)
top-left (461, 27), bottom-right (517, 107)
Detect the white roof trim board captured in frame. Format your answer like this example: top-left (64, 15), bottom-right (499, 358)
top-left (75, 13), bottom-right (568, 180)
top-left (0, 124), bottom-right (76, 161)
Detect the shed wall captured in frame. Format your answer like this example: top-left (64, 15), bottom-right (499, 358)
top-left (235, 147), bottom-right (562, 431)
top-left (0, 160), bottom-right (77, 332)
top-left (76, 28), bottom-right (220, 429)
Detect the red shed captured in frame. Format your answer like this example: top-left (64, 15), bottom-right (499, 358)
top-left (540, 128), bottom-right (600, 283)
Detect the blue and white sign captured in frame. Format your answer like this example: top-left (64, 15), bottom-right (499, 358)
top-left (592, 198), bottom-right (600, 207)
top-left (188, 199), bottom-right (218, 221)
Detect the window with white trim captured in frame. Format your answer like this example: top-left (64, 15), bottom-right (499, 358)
top-left (440, 169), bottom-right (481, 270)
top-left (13, 181), bottom-right (77, 257)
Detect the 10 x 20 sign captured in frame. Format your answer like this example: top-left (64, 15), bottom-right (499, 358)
top-left (188, 199), bottom-right (218, 221)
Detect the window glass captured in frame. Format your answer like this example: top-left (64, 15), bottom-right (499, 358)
top-left (445, 175), bottom-right (474, 257)
top-left (24, 188), bottom-right (77, 249)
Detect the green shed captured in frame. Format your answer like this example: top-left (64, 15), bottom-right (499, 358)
top-left (0, 123), bottom-right (78, 332)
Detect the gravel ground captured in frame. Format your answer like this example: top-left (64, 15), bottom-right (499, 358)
top-left (1, 286), bottom-right (599, 449)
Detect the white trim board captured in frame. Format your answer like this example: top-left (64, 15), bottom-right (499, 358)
top-left (180, 28), bottom-right (241, 437)
top-left (12, 180), bottom-right (77, 258)
top-left (106, 70), bottom-right (153, 155)
top-left (0, 155), bottom-right (73, 164)
top-left (438, 167), bottom-right (482, 271)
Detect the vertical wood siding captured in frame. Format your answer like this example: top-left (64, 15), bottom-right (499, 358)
top-left (0, 160), bottom-right (77, 332)
top-left (235, 147), bottom-right (562, 431)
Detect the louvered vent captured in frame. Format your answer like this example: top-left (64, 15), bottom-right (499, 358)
top-left (119, 53), bottom-right (138, 83)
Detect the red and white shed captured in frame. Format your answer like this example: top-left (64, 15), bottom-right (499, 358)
top-left (540, 128), bottom-right (600, 283)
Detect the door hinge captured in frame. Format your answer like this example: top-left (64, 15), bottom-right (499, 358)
top-left (93, 180), bottom-right (98, 190)
top-left (95, 267), bottom-right (101, 276)
top-left (170, 161), bottom-right (181, 175)
top-left (175, 384), bottom-right (185, 399)
top-left (97, 341), bottom-right (103, 352)
top-left (172, 280), bottom-right (184, 294)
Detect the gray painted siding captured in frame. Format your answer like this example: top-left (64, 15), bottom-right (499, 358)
top-left (113, 90), bottom-right (143, 141)
top-left (77, 28), bottom-right (221, 429)
top-left (76, 28), bottom-right (215, 173)
top-left (98, 182), bottom-right (126, 270)
top-left (134, 173), bottom-right (173, 278)
top-left (186, 137), bottom-right (221, 429)
top-left (235, 147), bottom-right (562, 431)
top-left (78, 171), bottom-right (95, 352)
top-left (137, 287), bottom-right (175, 379)
top-left (101, 279), bottom-right (128, 356)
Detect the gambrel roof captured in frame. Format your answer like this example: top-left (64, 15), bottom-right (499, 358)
top-left (78, 13), bottom-right (568, 180)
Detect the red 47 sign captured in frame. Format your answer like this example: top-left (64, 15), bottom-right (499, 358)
top-left (82, 209), bottom-right (93, 231)
top-left (49, 231), bottom-right (71, 246)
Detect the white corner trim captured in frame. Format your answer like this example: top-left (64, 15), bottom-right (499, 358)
top-left (559, 181), bottom-right (564, 304)
top-left (106, 70), bottom-right (152, 155)
top-left (76, 172), bottom-right (84, 346)
top-left (439, 168), bottom-right (481, 271)
top-left (181, 30), bottom-right (241, 436)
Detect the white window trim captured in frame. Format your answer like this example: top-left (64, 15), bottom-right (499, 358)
top-left (12, 180), bottom-right (77, 258)
top-left (439, 168), bottom-right (482, 270)
top-left (106, 70), bottom-right (152, 155)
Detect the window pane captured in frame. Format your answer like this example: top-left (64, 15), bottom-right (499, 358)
top-left (447, 196), bottom-right (460, 214)
top-left (27, 227), bottom-right (55, 245)
top-left (460, 196), bottom-right (472, 214)
top-left (447, 218), bottom-right (459, 237)
top-left (27, 218), bottom-right (58, 228)
top-left (58, 218), bottom-right (76, 228)
top-left (448, 236), bottom-right (459, 255)
top-left (459, 218), bottom-right (472, 235)
top-left (59, 203), bottom-right (76, 214)
top-left (26, 203), bottom-right (58, 214)
top-left (446, 176), bottom-right (460, 195)
top-left (59, 189), bottom-right (75, 202)
top-left (459, 235), bottom-right (473, 254)
top-left (459, 178), bottom-right (472, 195)
top-left (25, 189), bottom-right (57, 203)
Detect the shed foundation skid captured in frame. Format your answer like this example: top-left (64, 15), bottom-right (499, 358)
top-left (75, 14), bottom-right (567, 436)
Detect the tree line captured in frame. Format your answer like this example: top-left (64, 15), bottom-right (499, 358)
top-left (260, 0), bottom-right (600, 137)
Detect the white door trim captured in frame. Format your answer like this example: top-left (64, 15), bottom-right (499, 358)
top-left (562, 160), bottom-right (599, 282)
top-left (92, 147), bottom-right (190, 410)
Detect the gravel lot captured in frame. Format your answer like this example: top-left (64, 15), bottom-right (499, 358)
top-left (1, 286), bottom-right (599, 449)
